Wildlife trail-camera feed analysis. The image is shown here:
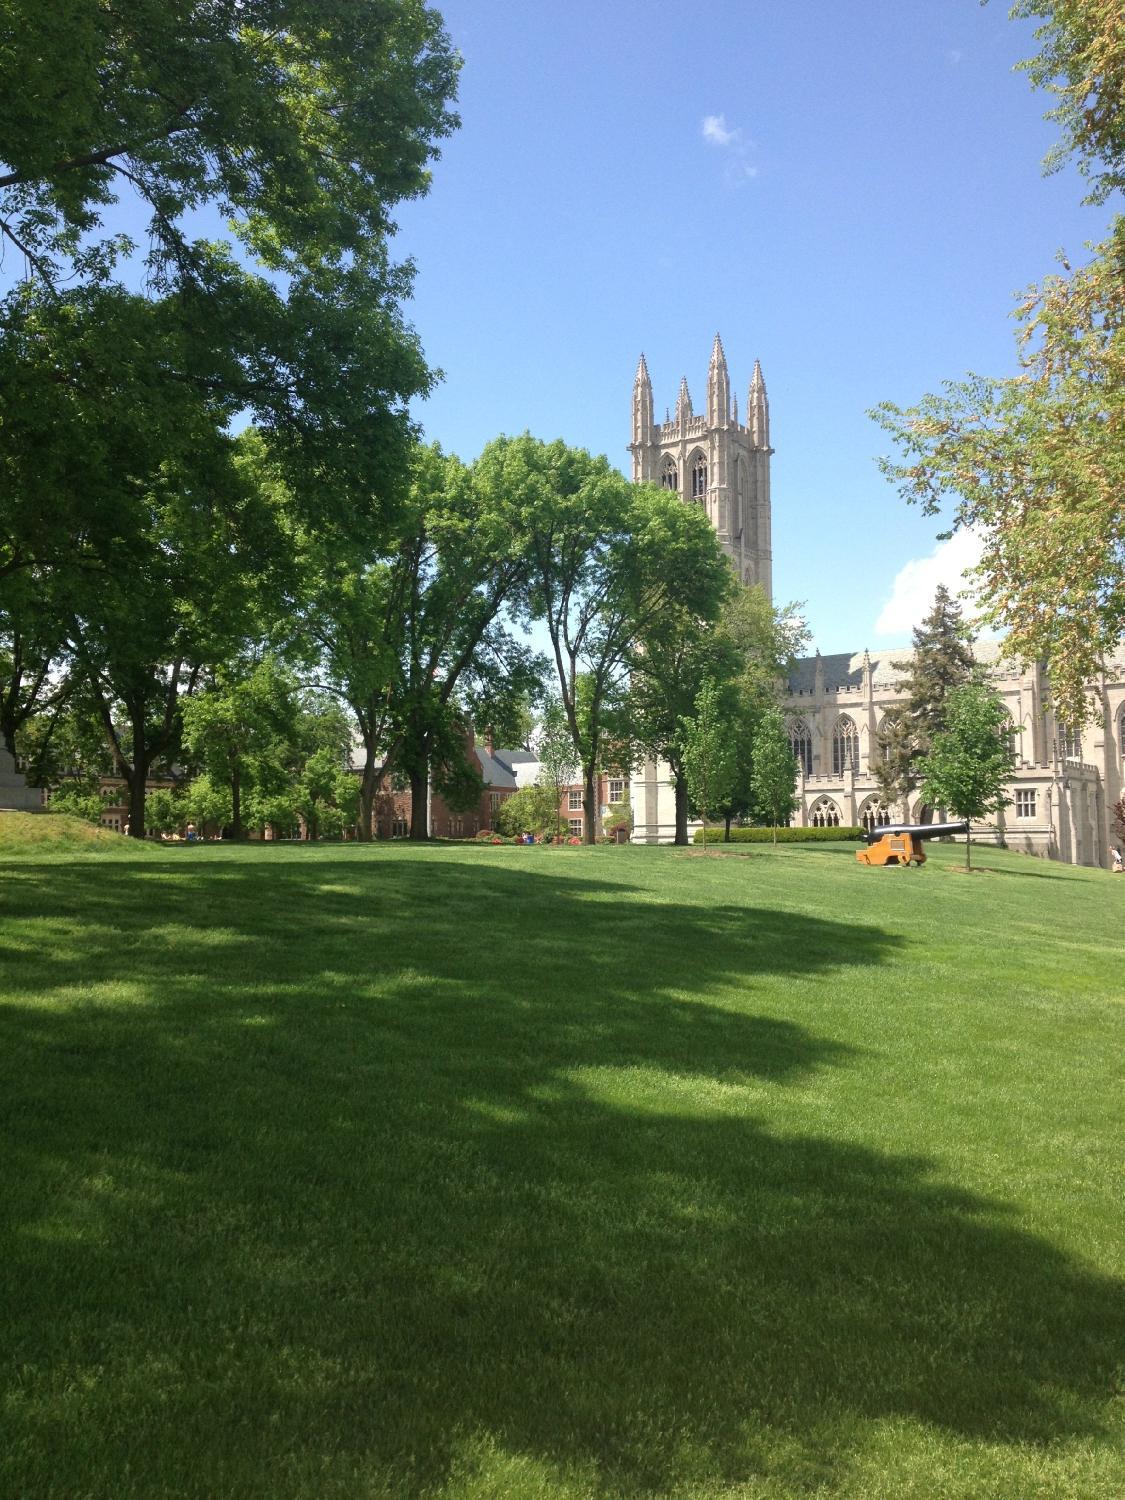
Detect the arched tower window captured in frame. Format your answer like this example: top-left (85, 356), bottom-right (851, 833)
top-left (788, 718), bottom-right (813, 776)
top-left (832, 714), bottom-right (859, 775)
top-left (810, 796), bottom-right (840, 828)
top-left (999, 714), bottom-right (1018, 760)
top-left (660, 457), bottom-right (678, 491)
top-left (733, 456), bottom-right (745, 537)
top-left (690, 453), bottom-right (707, 501)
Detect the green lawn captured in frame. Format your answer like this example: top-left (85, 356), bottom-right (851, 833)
top-left (1, 837), bottom-right (1121, 1499)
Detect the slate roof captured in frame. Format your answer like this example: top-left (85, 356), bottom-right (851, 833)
top-left (474, 745), bottom-right (518, 790)
top-left (787, 639), bottom-right (1005, 695)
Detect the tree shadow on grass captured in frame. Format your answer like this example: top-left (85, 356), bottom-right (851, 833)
top-left (0, 853), bottom-right (1120, 1497)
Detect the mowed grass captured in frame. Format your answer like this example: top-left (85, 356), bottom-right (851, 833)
top-left (1, 838), bottom-right (1121, 1500)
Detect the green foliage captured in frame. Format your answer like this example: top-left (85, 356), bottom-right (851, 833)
top-left (749, 708), bottom-right (800, 841)
top-left (182, 774), bottom-right (233, 834)
top-left (693, 824), bottom-right (864, 843)
top-left (919, 681), bottom-right (1018, 868)
top-left (494, 785), bottom-right (559, 838)
top-left (602, 788), bottom-right (632, 838)
top-left (47, 783), bottom-right (109, 825)
top-left (1009, 0), bottom-right (1125, 202)
top-left (0, 0), bottom-right (459, 286)
top-left (680, 679), bottom-right (736, 849)
top-left (144, 788), bottom-right (186, 837)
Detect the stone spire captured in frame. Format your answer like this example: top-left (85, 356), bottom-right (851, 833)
top-left (631, 352), bottom-right (654, 445)
top-left (675, 376), bottom-right (693, 426)
top-left (707, 332), bottom-right (730, 428)
top-left (748, 358), bottom-right (770, 448)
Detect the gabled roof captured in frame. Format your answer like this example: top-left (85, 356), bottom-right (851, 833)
top-left (474, 745), bottom-right (518, 790)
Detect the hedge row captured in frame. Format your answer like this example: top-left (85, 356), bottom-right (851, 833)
top-left (692, 825), bottom-right (864, 844)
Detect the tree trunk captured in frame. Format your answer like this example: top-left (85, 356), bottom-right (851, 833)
top-left (583, 763), bottom-right (598, 845)
top-left (126, 718), bottom-right (148, 839)
top-left (724, 815), bottom-right (732, 843)
top-left (966, 825), bottom-right (972, 870)
top-left (358, 751), bottom-right (380, 842)
top-left (231, 762), bottom-right (242, 840)
top-left (409, 762), bottom-right (429, 840)
top-left (673, 769), bottom-right (689, 846)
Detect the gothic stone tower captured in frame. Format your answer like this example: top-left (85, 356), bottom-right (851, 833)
top-left (628, 334), bottom-right (772, 599)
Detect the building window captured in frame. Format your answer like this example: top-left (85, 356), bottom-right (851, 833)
top-left (608, 778), bottom-right (625, 805)
top-left (568, 790), bottom-right (582, 811)
top-left (489, 792), bottom-right (501, 811)
top-left (810, 796), bottom-right (840, 828)
top-left (661, 458), bottom-right (678, 491)
top-left (1015, 789), bottom-right (1036, 819)
top-left (568, 818), bottom-right (583, 837)
top-left (860, 800), bottom-right (892, 832)
top-left (832, 715), bottom-right (859, 775)
top-left (690, 453), bottom-right (707, 501)
top-left (391, 817), bottom-right (408, 838)
top-left (1058, 723), bottom-right (1082, 760)
top-left (788, 718), bottom-right (813, 776)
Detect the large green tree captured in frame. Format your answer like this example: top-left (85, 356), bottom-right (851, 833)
top-left (482, 435), bottom-right (733, 844)
top-left (180, 658), bottom-right (298, 840)
top-left (919, 681), bottom-right (1017, 870)
top-left (872, 2), bottom-right (1123, 729)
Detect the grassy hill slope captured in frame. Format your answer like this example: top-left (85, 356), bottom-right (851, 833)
top-left (1, 840), bottom-right (1121, 1499)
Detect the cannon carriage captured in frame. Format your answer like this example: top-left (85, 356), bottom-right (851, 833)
top-left (856, 821), bottom-right (969, 867)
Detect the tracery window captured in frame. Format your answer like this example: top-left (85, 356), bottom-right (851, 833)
top-left (660, 457), bottom-right (678, 491)
top-left (999, 715), bottom-right (1018, 760)
top-left (690, 453), bottom-right (707, 501)
top-left (832, 714), bottom-right (859, 775)
top-left (1059, 722), bottom-right (1082, 760)
top-left (859, 798), bottom-right (892, 832)
top-left (810, 796), bottom-right (840, 828)
top-left (788, 718), bottom-right (813, 776)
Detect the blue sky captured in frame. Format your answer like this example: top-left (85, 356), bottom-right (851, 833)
top-left (393, 0), bottom-right (1117, 654)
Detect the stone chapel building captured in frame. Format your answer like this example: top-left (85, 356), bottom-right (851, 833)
top-left (627, 336), bottom-right (1125, 866)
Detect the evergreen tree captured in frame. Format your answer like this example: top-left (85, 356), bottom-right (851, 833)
top-left (875, 585), bottom-right (977, 814)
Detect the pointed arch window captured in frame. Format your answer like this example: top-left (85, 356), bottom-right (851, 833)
top-left (660, 457), bottom-right (678, 491)
top-left (1059, 722), bottom-right (1082, 760)
top-left (690, 453), bottom-right (707, 501)
top-left (788, 718), bottom-right (813, 776)
top-left (859, 797), bottom-right (892, 832)
top-left (810, 796), bottom-right (840, 828)
top-left (832, 714), bottom-right (859, 775)
top-left (1118, 705), bottom-right (1125, 766)
top-left (733, 456), bottom-right (745, 536)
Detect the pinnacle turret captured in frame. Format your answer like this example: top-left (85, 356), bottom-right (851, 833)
top-left (707, 332), bottom-right (731, 427)
top-left (631, 352), bottom-right (654, 446)
top-left (748, 358), bottom-right (769, 448)
top-left (675, 376), bottom-right (693, 424)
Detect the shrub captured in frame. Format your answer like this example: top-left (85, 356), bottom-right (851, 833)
top-left (692, 825), bottom-right (864, 844)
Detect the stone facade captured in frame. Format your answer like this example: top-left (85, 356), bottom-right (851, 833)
top-left (0, 746), bottom-right (44, 812)
top-left (628, 336), bottom-right (1125, 866)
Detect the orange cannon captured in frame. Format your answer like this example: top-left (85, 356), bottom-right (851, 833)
top-left (856, 821), bottom-right (969, 868)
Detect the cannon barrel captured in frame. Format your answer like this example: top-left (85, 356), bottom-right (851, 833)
top-left (863, 820), bottom-right (969, 846)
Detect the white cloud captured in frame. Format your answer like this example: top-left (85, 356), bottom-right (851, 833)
top-left (946, 48), bottom-right (964, 65)
top-left (702, 114), bottom-right (738, 147)
top-left (874, 529), bottom-right (996, 637)
top-left (701, 114), bottom-right (760, 185)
